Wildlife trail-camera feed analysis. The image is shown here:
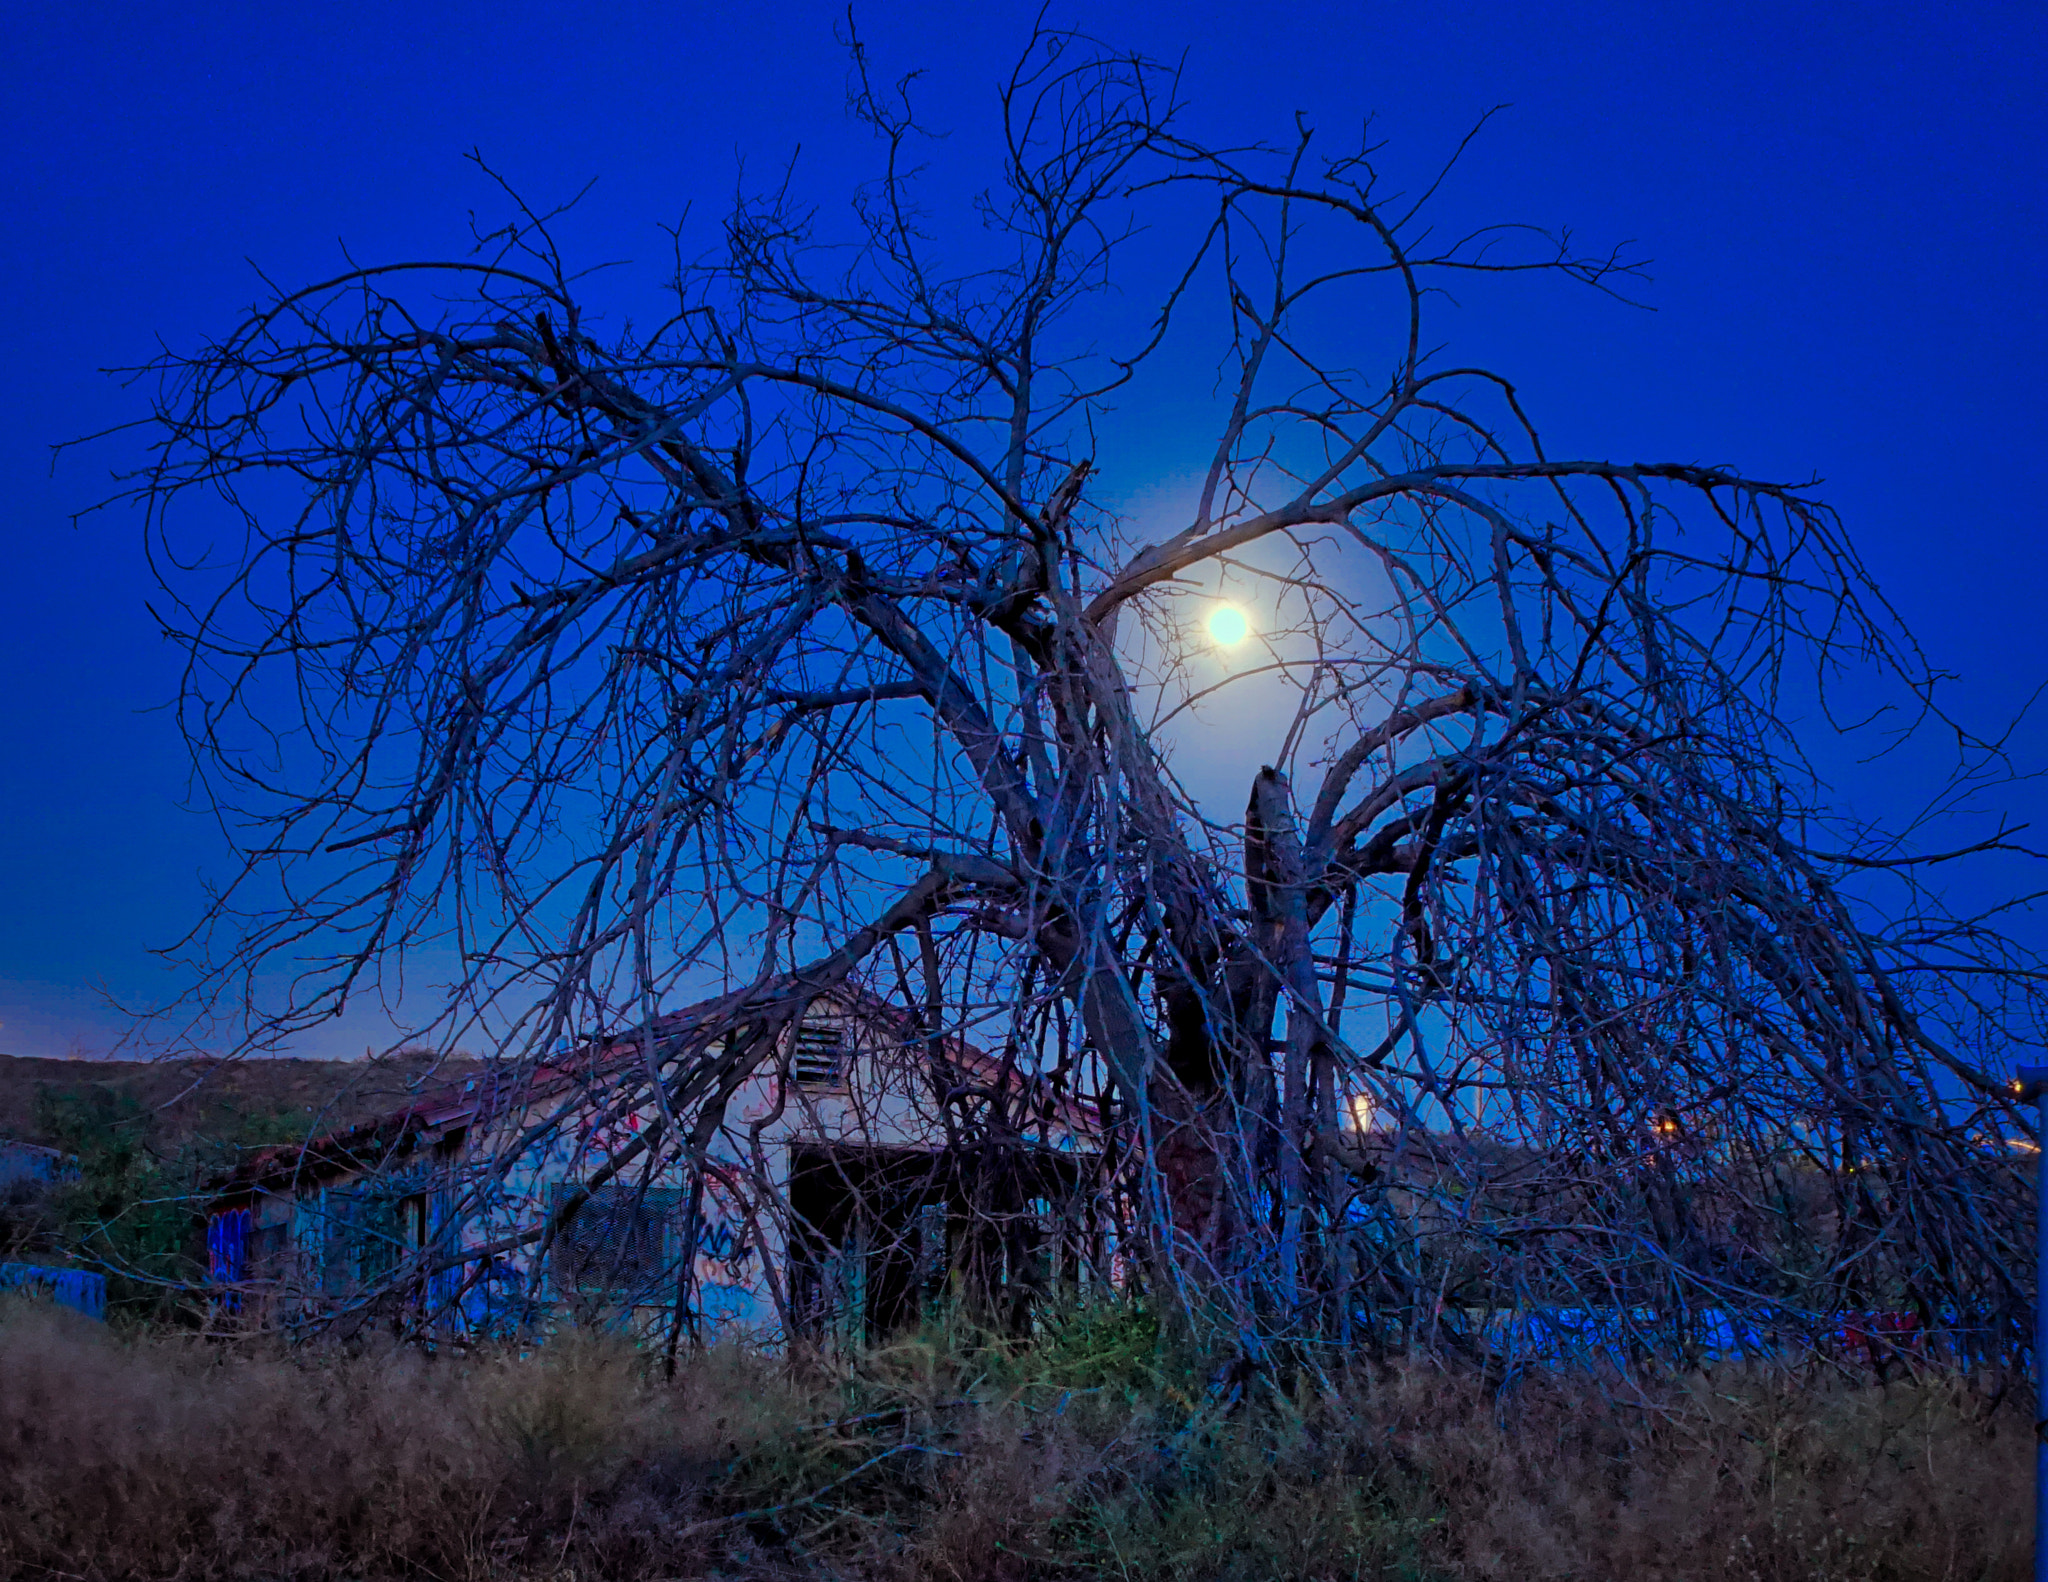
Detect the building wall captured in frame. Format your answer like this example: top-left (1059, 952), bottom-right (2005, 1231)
top-left (211, 1001), bottom-right (1094, 1345)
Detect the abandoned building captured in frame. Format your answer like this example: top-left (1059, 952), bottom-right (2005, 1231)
top-left (205, 989), bottom-right (1104, 1343)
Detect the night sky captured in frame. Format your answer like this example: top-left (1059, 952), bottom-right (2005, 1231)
top-left (4, 0), bottom-right (2043, 1061)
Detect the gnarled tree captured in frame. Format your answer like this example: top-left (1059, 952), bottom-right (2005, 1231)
top-left (105, 28), bottom-right (2043, 1361)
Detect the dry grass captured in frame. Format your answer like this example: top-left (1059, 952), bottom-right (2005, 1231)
top-left (0, 1295), bottom-right (2026, 1581)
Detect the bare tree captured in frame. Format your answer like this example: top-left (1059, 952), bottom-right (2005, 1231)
top-left (98, 27), bottom-right (2044, 1363)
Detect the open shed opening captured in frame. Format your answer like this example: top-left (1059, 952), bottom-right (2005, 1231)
top-left (787, 1141), bottom-right (1100, 1343)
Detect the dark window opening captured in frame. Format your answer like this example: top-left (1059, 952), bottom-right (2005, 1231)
top-left (549, 1183), bottom-right (681, 1305)
top-left (249, 1219), bottom-right (290, 1280)
top-left (788, 1146), bottom-right (950, 1345)
top-left (786, 1145), bottom-right (1097, 1343)
top-left (322, 1188), bottom-right (429, 1293)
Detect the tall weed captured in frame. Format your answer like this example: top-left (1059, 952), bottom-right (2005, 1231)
top-left (0, 1294), bottom-right (2025, 1581)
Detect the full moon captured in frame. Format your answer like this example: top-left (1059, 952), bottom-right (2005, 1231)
top-left (1206, 603), bottom-right (1251, 646)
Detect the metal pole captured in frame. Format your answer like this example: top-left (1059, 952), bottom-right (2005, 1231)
top-left (2019, 1064), bottom-right (2048, 1582)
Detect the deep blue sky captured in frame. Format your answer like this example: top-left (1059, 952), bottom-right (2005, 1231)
top-left (4, 0), bottom-right (2043, 1060)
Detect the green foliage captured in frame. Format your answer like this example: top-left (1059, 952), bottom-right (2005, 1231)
top-left (29, 1083), bottom-right (308, 1320)
top-left (1033, 1300), bottom-right (1167, 1393)
top-left (31, 1086), bottom-right (189, 1315)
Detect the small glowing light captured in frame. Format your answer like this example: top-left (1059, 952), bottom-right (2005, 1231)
top-left (1346, 1094), bottom-right (1374, 1132)
top-left (1206, 603), bottom-right (1251, 647)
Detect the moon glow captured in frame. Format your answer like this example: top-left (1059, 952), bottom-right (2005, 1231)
top-left (1206, 603), bottom-right (1251, 646)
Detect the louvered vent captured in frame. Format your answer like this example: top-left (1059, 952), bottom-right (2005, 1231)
top-left (792, 1022), bottom-right (845, 1088)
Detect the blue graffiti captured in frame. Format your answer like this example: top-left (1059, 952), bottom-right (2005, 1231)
top-left (0, 1263), bottom-right (106, 1321)
top-left (207, 1207), bottom-right (251, 1284)
top-left (697, 1282), bottom-right (753, 1325)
